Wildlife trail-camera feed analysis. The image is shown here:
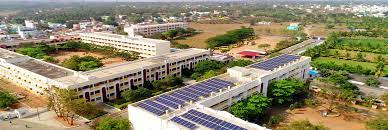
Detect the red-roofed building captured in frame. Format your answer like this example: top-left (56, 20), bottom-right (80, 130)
top-left (237, 50), bottom-right (266, 59)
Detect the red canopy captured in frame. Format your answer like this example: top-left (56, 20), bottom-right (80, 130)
top-left (237, 51), bottom-right (259, 57)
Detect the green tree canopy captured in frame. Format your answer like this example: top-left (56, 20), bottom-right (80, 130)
top-left (122, 87), bottom-right (152, 102)
top-left (268, 79), bottom-right (305, 104)
top-left (230, 93), bottom-right (271, 121)
top-left (95, 117), bottom-right (131, 130)
top-left (0, 91), bottom-right (17, 109)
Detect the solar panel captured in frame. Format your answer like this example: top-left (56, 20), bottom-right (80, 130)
top-left (137, 102), bottom-right (165, 116)
top-left (143, 100), bottom-right (170, 112)
top-left (176, 90), bottom-right (200, 100)
top-left (160, 95), bottom-right (185, 105)
top-left (251, 54), bottom-right (300, 71)
top-left (182, 109), bottom-right (248, 130)
top-left (154, 97), bottom-right (179, 109)
top-left (170, 116), bottom-right (198, 129)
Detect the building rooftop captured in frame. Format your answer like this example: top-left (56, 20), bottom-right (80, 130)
top-left (0, 49), bottom-right (25, 60)
top-left (129, 54), bottom-right (308, 130)
top-left (80, 32), bottom-right (169, 45)
top-left (12, 59), bottom-right (74, 79)
top-left (56, 48), bottom-right (209, 86)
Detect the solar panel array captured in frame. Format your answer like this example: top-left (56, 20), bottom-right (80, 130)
top-left (251, 54), bottom-right (301, 71)
top-left (178, 109), bottom-right (247, 130)
top-left (137, 78), bottom-right (234, 117)
top-left (170, 116), bottom-right (198, 130)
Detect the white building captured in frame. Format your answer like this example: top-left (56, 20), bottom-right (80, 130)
top-left (0, 48), bottom-right (210, 102)
top-left (128, 54), bottom-right (311, 130)
top-left (80, 32), bottom-right (171, 58)
top-left (17, 26), bottom-right (38, 39)
top-left (124, 22), bottom-right (188, 37)
top-left (24, 20), bottom-right (35, 29)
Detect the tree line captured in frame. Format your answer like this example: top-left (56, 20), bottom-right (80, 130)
top-left (206, 27), bottom-right (255, 48)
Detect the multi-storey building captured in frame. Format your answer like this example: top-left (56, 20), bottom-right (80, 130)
top-left (80, 32), bottom-right (171, 58)
top-left (0, 48), bottom-right (210, 102)
top-left (128, 54), bottom-right (311, 130)
top-left (124, 22), bottom-right (188, 37)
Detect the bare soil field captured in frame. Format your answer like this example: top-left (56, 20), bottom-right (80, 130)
top-left (176, 22), bottom-right (291, 49)
top-left (0, 78), bottom-right (47, 108)
top-left (175, 23), bottom-right (250, 48)
top-left (281, 107), bottom-right (366, 130)
top-left (304, 23), bottom-right (349, 37)
top-left (49, 50), bottom-right (127, 67)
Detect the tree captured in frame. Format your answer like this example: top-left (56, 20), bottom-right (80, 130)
top-left (268, 79), bottom-right (305, 104)
top-left (95, 117), bottom-right (131, 130)
top-left (163, 30), bottom-right (178, 39)
top-left (61, 56), bottom-right (103, 71)
top-left (193, 60), bottom-right (225, 74)
top-left (122, 87), bottom-right (152, 102)
top-left (375, 61), bottom-right (385, 77)
top-left (279, 120), bottom-right (329, 130)
top-left (198, 70), bottom-right (218, 81)
top-left (230, 93), bottom-right (271, 121)
top-left (366, 116), bottom-right (388, 130)
top-left (365, 76), bottom-right (380, 87)
top-left (0, 91), bottom-right (17, 109)
top-left (227, 59), bottom-right (253, 68)
top-left (46, 87), bottom-right (79, 125)
top-left (130, 16), bottom-right (144, 24)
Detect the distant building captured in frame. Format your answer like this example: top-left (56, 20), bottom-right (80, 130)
top-left (80, 32), bottom-right (171, 58)
top-left (24, 20), bottom-right (35, 29)
top-left (287, 23), bottom-right (300, 31)
top-left (124, 22), bottom-right (188, 37)
top-left (17, 26), bottom-right (38, 39)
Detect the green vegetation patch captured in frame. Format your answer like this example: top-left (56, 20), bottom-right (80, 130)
top-left (312, 57), bottom-right (388, 76)
top-left (334, 38), bottom-right (388, 54)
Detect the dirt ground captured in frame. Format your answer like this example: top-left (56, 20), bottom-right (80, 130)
top-left (281, 107), bottom-right (366, 130)
top-left (175, 23), bottom-right (249, 48)
top-left (0, 78), bottom-right (47, 108)
top-left (176, 22), bottom-right (291, 49)
top-left (213, 35), bottom-right (287, 58)
top-left (303, 23), bottom-right (349, 37)
top-left (49, 50), bottom-right (126, 67)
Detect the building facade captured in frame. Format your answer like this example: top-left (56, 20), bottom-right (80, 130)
top-left (0, 48), bottom-right (210, 103)
top-left (128, 54), bottom-right (311, 130)
top-left (124, 22), bottom-right (188, 37)
top-left (80, 32), bottom-right (171, 58)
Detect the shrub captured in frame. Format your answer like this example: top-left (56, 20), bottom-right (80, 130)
top-left (0, 91), bottom-right (17, 109)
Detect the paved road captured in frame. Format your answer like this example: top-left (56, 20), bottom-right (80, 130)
top-left (280, 39), bottom-right (324, 55)
top-left (348, 74), bottom-right (388, 97)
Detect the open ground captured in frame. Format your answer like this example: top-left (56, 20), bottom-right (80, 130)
top-left (176, 22), bottom-right (291, 48)
top-left (48, 50), bottom-right (127, 67)
top-left (0, 78), bottom-right (47, 108)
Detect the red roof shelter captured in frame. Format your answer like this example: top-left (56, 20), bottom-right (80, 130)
top-left (237, 50), bottom-right (263, 59)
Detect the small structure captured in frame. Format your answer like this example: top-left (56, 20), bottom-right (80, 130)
top-left (237, 50), bottom-right (266, 59)
top-left (210, 53), bottom-right (234, 63)
top-left (287, 23), bottom-right (300, 31)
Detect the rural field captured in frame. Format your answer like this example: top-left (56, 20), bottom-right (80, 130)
top-left (303, 23), bottom-right (349, 36)
top-left (49, 50), bottom-right (127, 67)
top-left (176, 22), bottom-right (290, 49)
top-left (0, 10), bottom-right (19, 16)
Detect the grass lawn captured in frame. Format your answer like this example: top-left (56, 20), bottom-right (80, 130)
top-left (312, 57), bottom-right (388, 74)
